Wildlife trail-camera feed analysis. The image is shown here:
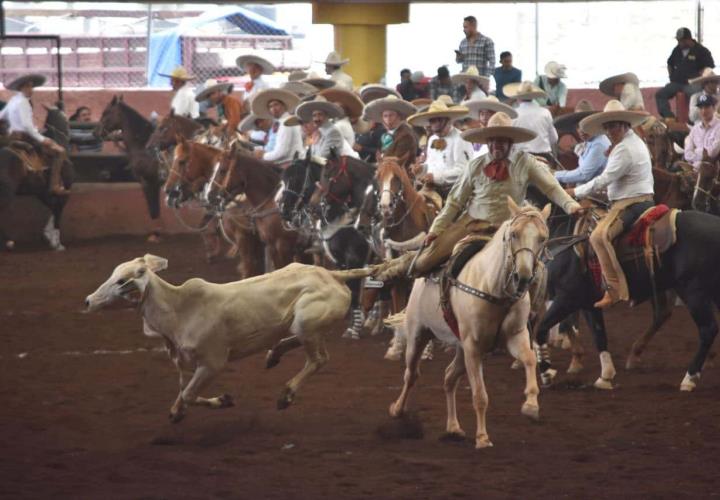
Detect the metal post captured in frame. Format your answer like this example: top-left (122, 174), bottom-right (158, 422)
top-left (696, 0), bottom-right (703, 44)
top-left (0, 0), bottom-right (6, 38)
top-left (534, 2), bottom-right (539, 76)
top-left (56, 36), bottom-right (63, 105)
top-left (146, 3), bottom-right (153, 86)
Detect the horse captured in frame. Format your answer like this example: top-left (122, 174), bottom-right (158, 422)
top-left (389, 199), bottom-right (549, 449)
top-left (95, 95), bottom-right (164, 241)
top-left (692, 155), bottom-right (720, 215)
top-left (146, 111), bottom-right (204, 152)
top-left (0, 106), bottom-right (74, 250)
top-left (164, 136), bottom-right (264, 277)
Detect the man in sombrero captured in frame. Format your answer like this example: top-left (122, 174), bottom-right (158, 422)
top-left (407, 99), bottom-right (473, 199)
top-left (159, 66), bottom-right (199, 119)
top-left (294, 96), bottom-right (345, 160)
top-left (599, 72), bottom-right (645, 111)
top-left (363, 95), bottom-right (418, 172)
top-left (504, 81), bottom-right (558, 165)
top-left (320, 51), bottom-right (353, 90)
top-left (566, 100), bottom-right (653, 308)
top-left (250, 88), bottom-right (304, 165)
top-left (374, 112), bottom-right (580, 281)
top-left (236, 55), bottom-right (275, 103)
top-left (0, 73), bottom-right (68, 195)
top-left (462, 95), bottom-right (517, 158)
top-left (195, 79), bottom-right (243, 144)
top-left (452, 65), bottom-right (489, 102)
top-left (319, 87), bottom-right (364, 152)
top-left (534, 61), bottom-right (568, 108)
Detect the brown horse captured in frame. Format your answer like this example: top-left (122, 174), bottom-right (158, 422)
top-left (94, 96), bottom-right (163, 241)
top-left (147, 111), bottom-right (204, 151)
top-left (165, 136), bottom-right (264, 277)
top-left (693, 153), bottom-right (720, 215)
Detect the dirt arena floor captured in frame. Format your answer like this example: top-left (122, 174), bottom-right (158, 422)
top-left (2, 234), bottom-right (720, 499)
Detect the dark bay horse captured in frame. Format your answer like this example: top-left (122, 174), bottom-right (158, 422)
top-left (0, 106), bottom-right (74, 250)
top-left (147, 112), bottom-right (204, 151)
top-left (95, 96), bottom-right (163, 240)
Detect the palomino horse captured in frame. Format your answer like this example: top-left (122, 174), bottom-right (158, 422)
top-left (164, 136), bottom-right (264, 278)
top-left (0, 106), bottom-right (74, 250)
top-left (95, 96), bottom-right (163, 240)
top-left (389, 199), bottom-right (549, 448)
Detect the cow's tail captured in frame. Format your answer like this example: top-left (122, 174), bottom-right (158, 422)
top-left (328, 265), bottom-right (381, 283)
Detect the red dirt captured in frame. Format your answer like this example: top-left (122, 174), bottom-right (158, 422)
top-left (1, 235), bottom-right (719, 499)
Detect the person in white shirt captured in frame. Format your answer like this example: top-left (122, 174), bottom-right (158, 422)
top-left (321, 51), bottom-right (353, 90)
top-left (407, 100), bottom-right (473, 198)
top-left (236, 55), bottom-right (275, 103)
top-left (566, 100), bottom-right (652, 308)
top-left (452, 65), bottom-right (489, 102)
top-left (250, 89), bottom-right (304, 165)
top-left (599, 72), bottom-right (646, 111)
top-left (687, 68), bottom-right (720, 124)
top-left (463, 96), bottom-right (518, 158)
top-left (159, 66), bottom-right (199, 119)
top-left (504, 81), bottom-right (558, 163)
top-left (534, 61), bottom-right (568, 108)
top-left (0, 73), bottom-right (67, 195)
top-left (295, 96), bottom-right (346, 160)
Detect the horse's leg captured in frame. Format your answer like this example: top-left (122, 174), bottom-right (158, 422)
top-left (626, 291), bottom-right (672, 369)
top-left (462, 338), bottom-right (492, 449)
top-left (201, 219), bottom-right (223, 263)
top-left (342, 278), bottom-right (364, 340)
top-left (140, 177), bottom-right (163, 241)
top-left (389, 325), bottom-right (432, 418)
top-left (580, 308), bottom-right (616, 390)
top-left (534, 298), bottom-right (577, 386)
top-left (443, 345), bottom-right (466, 438)
top-left (506, 326), bottom-right (540, 421)
top-left (679, 291), bottom-right (718, 392)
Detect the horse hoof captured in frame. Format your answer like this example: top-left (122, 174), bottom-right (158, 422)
top-left (54, 244), bottom-right (66, 252)
top-left (388, 402), bottom-right (404, 419)
top-left (680, 372), bottom-right (700, 392)
top-left (540, 368), bottom-right (557, 387)
top-left (475, 437), bottom-right (494, 449)
top-left (265, 350), bottom-right (280, 369)
top-left (169, 411), bottom-right (185, 423)
top-left (521, 403), bottom-right (540, 421)
top-left (217, 394), bottom-right (234, 408)
top-left (593, 377), bottom-right (614, 390)
top-left (277, 388), bottom-right (294, 410)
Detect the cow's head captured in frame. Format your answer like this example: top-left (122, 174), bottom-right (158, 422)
top-left (85, 254), bottom-right (168, 312)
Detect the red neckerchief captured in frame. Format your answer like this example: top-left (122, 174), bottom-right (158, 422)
top-left (245, 81), bottom-right (253, 92)
top-left (484, 159), bottom-right (509, 181)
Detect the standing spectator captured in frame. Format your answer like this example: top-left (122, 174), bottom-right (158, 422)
top-left (396, 69), bottom-right (417, 100)
top-left (534, 61), bottom-right (568, 107)
top-left (69, 106), bottom-right (103, 153)
top-left (430, 66), bottom-right (455, 100)
top-left (655, 27), bottom-right (714, 120)
top-left (493, 51), bottom-right (521, 102)
top-left (455, 15), bottom-right (495, 77)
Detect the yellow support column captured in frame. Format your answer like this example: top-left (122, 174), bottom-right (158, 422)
top-left (312, 2), bottom-right (409, 86)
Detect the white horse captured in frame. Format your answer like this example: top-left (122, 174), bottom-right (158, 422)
top-left (388, 198), bottom-right (550, 449)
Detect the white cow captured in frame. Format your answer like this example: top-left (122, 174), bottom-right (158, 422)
top-left (85, 254), bottom-right (374, 422)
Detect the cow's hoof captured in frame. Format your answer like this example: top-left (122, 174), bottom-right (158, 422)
top-left (265, 349), bottom-right (280, 369)
top-left (510, 359), bottom-right (522, 370)
top-left (218, 394), bottom-right (234, 408)
top-left (521, 402), bottom-right (540, 421)
top-left (169, 411), bottom-right (185, 423)
top-left (475, 437), bottom-right (494, 449)
top-left (440, 430), bottom-right (466, 442)
top-left (388, 401), bottom-right (404, 418)
top-left (593, 377), bottom-right (614, 390)
top-left (625, 355), bottom-right (641, 370)
top-left (277, 388), bottom-right (294, 410)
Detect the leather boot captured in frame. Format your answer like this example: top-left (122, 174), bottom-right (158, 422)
top-left (594, 289), bottom-right (619, 309)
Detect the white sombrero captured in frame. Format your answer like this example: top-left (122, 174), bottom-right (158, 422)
top-left (359, 84), bottom-right (401, 104)
top-left (281, 80), bottom-right (318, 99)
top-left (195, 79), bottom-right (233, 102)
top-left (689, 67), bottom-right (720, 86)
top-left (363, 95), bottom-right (417, 122)
top-left (553, 100), bottom-right (598, 134)
top-left (319, 87), bottom-right (364, 119)
top-left (579, 99), bottom-right (649, 136)
top-left (250, 88), bottom-right (301, 119)
top-left (544, 61), bottom-right (567, 79)
top-left (288, 70), bottom-right (309, 82)
top-left (463, 96), bottom-right (517, 119)
top-left (503, 81), bottom-right (547, 101)
top-left (236, 55), bottom-right (275, 75)
top-left (158, 66), bottom-right (195, 81)
top-left (318, 51), bottom-right (349, 67)
top-left (301, 72), bottom-right (336, 90)
top-left (6, 73), bottom-right (46, 91)
top-left (239, 113), bottom-right (263, 132)
top-left (451, 65), bottom-right (489, 86)
top-left (407, 100), bottom-right (469, 127)
top-left (599, 72), bottom-right (640, 97)
top-left (295, 95), bottom-right (344, 122)
top-left (462, 112), bottom-right (536, 144)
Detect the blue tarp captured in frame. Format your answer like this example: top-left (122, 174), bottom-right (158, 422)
top-left (147, 6), bottom-right (288, 87)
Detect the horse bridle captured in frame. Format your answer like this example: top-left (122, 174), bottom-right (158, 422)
top-left (501, 211), bottom-right (548, 301)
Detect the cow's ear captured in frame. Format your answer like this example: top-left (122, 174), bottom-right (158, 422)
top-left (142, 254), bottom-right (168, 272)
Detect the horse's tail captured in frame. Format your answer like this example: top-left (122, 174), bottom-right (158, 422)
top-left (328, 266), bottom-right (381, 283)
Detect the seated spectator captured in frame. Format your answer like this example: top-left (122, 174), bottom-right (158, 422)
top-left (430, 66), bottom-right (455, 101)
top-left (69, 106), bottom-right (103, 153)
top-left (411, 71), bottom-right (430, 99)
top-left (684, 94), bottom-right (720, 170)
top-left (688, 68), bottom-right (720, 124)
top-left (493, 51), bottom-right (521, 102)
top-left (534, 61), bottom-right (568, 107)
top-left (396, 69), bottom-right (417, 101)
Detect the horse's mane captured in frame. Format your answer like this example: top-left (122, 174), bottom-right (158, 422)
top-left (118, 101), bottom-right (152, 128)
top-left (377, 157), bottom-right (418, 202)
top-left (235, 153), bottom-right (281, 192)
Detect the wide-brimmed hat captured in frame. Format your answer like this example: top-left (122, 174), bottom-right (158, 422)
top-left (236, 55), bottom-right (275, 75)
top-left (195, 79), bottom-right (233, 102)
top-left (158, 66), bottom-right (195, 81)
top-left (407, 100), bottom-right (469, 127)
top-left (284, 115), bottom-right (301, 127)
top-left (451, 65), bottom-right (489, 86)
top-left (579, 99), bottom-right (649, 136)
top-left (544, 61), bottom-right (567, 79)
top-left (301, 72), bottom-right (336, 90)
top-left (319, 87), bottom-right (364, 119)
top-left (461, 112), bottom-right (537, 144)
top-left (281, 80), bottom-right (318, 99)
top-left (503, 81), bottom-right (547, 101)
top-left (599, 72), bottom-right (640, 97)
top-left (411, 98), bottom-right (432, 109)
top-left (359, 84), bottom-right (401, 104)
top-left (463, 96), bottom-right (517, 119)
top-left (295, 95), bottom-right (344, 122)
top-left (318, 51), bottom-right (349, 67)
top-left (288, 70), bottom-right (309, 82)
top-left (690, 68), bottom-right (720, 86)
top-left (6, 73), bottom-right (46, 91)
top-left (553, 100), bottom-right (598, 134)
top-left (364, 95), bottom-right (417, 122)
top-left (239, 113), bottom-right (263, 132)
top-left (251, 88), bottom-right (301, 119)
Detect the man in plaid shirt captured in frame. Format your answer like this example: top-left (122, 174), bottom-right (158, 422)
top-left (456, 16), bottom-right (495, 77)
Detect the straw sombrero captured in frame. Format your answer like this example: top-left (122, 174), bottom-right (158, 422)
top-left (281, 80), bottom-right (318, 99)
top-left (690, 67), bottom-right (720, 86)
top-left (295, 95), bottom-right (344, 122)
top-left (407, 100), bottom-right (469, 127)
top-left (411, 98), bottom-right (432, 109)
top-left (195, 79), bottom-right (233, 102)
top-left (6, 74), bottom-right (46, 91)
top-left (503, 81), bottom-right (547, 101)
top-left (318, 51), bottom-right (349, 67)
top-left (363, 95), bottom-right (417, 122)
top-left (236, 55), bottom-right (275, 75)
top-left (553, 100), bottom-right (598, 134)
top-left (461, 112), bottom-right (536, 144)
top-left (544, 61), bottom-right (567, 79)
top-left (318, 87), bottom-right (364, 119)
top-left (359, 84), bottom-right (401, 104)
top-left (579, 100), bottom-right (649, 136)
top-left (599, 72), bottom-right (640, 97)
top-left (239, 113), bottom-right (262, 132)
top-left (301, 72), bottom-right (336, 90)
top-left (251, 88), bottom-right (301, 119)
top-left (463, 96), bottom-right (517, 119)
top-left (451, 65), bottom-right (490, 86)
top-left (284, 115), bottom-right (301, 127)
top-left (158, 66), bottom-right (195, 81)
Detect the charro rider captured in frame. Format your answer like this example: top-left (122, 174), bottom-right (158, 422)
top-left (375, 112), bottom-right (580, 281)
top-left (407, 99), bottom-right (473, 199)
top-left (236, 55), bottom-right (275, 103)
top-left (462, 95), bottom-right (517, 158)
top-left (320, 51), bottom-right (353, 90)
top-left (505, 81), bottom-right (558, 165)
top-left (250, 88), bottom-right (304, 165)
top-left (294, 96), bottom-right (345, 160)
top-left (565, 100), bottom-right (653, 309)
top-left (0, 73), bottom-right (68, 195)
top-left (363, 95), bottom-right (418, 173)
top-left (195, 79), bottom-right (243, 144)
top-left (159, 66), bottom-right (199, 118)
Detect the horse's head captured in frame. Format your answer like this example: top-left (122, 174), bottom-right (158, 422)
top-left (204, 145), bottom-right (238, 210)
top-left (280, 158), bottom-right (309, 223)
top-left (317, 156), bottom-right (353, 210)
top-left (165, 136), bottom-right (220, 208)
top-left (147, 112), bottom-right (175, 150)
top-left (376, 157), bottom-right (411, 222)
top-left (95, 95), bottom-right (124, 139)
top-left (43, 105), bottom-right (70, 148)
top-left (504, 197), bottom-right (551, 298)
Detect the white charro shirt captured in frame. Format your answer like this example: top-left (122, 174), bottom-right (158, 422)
top-left (330, 69), bottom-right (354, 90)
top-left (574, 129), bottom-right (654, 201)
top-left (334, 116), bottom-right (355, 146)
top-left (424, 126), bottom-right (474, 186)
top-left (246, 75), bottom-right (270, 102)
top-left (512, 100), bottom-right (558, 154)
top-left (170, 84), bottom-right (199, 118)
top-left (262, 112), bottom-right (304, 163)
top-left (0, 93), bottom-right (46, 142)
